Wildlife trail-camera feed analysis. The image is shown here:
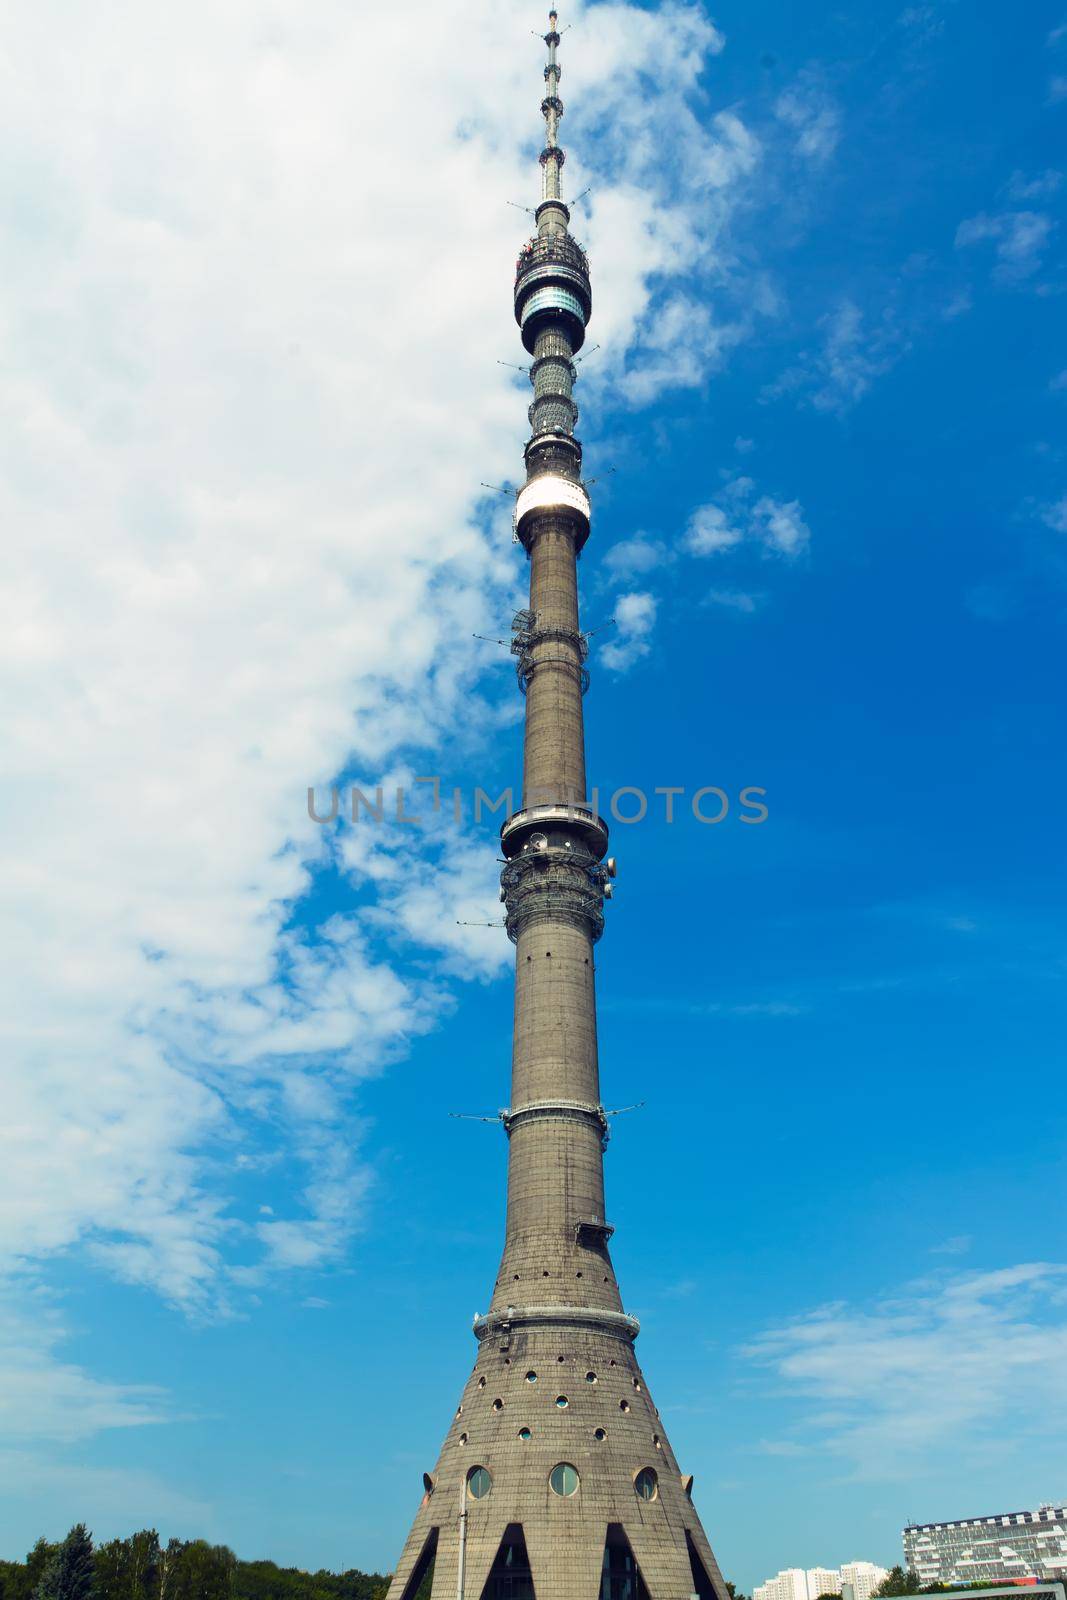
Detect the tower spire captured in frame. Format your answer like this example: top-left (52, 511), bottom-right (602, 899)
top-left (385, 18), bottom-right (734, 1600)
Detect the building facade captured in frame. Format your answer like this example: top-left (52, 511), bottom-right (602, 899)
top-left (904, 1504), bottom-right (1067, 1585)
top-left (754, 1564), bottom-right (887, 1600)
top-left (839, 1562), bottom-right (889, 1600)
top-left (384, 14), bottom-right (731, 1600)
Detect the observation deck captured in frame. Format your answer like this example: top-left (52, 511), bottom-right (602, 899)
top-left (514, 232), bottom-right (591, 353)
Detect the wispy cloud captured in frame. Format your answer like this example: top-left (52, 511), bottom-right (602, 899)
top-left (930, 1235), bottom-right (973, 1256)
top-left (1041, 494), bottom-right (1067, 533)
top-left (763, 300), bottom-right (904, 413)
top-left (742, 1263), bottom-right (1067, 1478)
top-left (0, 1292), bottom-right (167, 1444)
top-left (703, 587), bottom-right (766, 614)
top-left (775, 80), bottom-right (842, 163)
top-left (955, 209), bottom-right (1055, 284)
top-left (1007, 169), bottom-right (1062, 201)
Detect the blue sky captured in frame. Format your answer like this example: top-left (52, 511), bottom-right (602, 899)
top-left (2, 0), bottom-right (1066, 1593)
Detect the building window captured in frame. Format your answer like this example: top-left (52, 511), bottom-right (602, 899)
top-left (585, 1372), bottom-right (597, 1384)
top-left (634, 1468), bottom-right (658, 1501)
top-left (555, 1395), bottom-right (569, 1408)
top-left (467, 1467), bottom-right (492, 1500)
top-left (518, 1428), bottom-right (531, 1441)
top-left (549, 1462), bottom-right (580, 1497)
top-left (525, 1371), bottom-right (538, 1383)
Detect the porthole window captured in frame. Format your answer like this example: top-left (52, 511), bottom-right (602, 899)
top-left (492, 1398), bottom-right (504, 1412)
top-left (467, 1466), bottom-right (492, 1500)
top-left (518, 1427), bottom-right (531, 1441)
top-left (619, 1400), bottom-right (630, 1413)
top-left (555, 1395), bottom-right (569, 1409)
top-left (585, 1371), bottom-right (597, 1384)
top-left (459, 1432), bottom-right (468, 1445)
top-left (525, 1371), bottom-right (538, 1384)
top-left (653, 1434), bottom-right (661, 1450)
top-left (549, 1462), bottom-right (580, 1497)
top-left (557, 1355), bottom-right (565, 1364)
top-left (594, 1428), bottom-right (606, 1442)
top-left (634, 1467), bottom-right (658, 1501)
top-left (478, 1377), bottom-right (486, 1389)
top-left (632, 1378), bottom-right (641, 1391)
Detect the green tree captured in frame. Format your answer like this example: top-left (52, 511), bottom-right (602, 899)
top-left (34, 1527), bottom-right (95, 1600)
top-left (874, 1569), bottom-right (920, 1598)
top-left (95, 1532), bottom-right (160, 1600)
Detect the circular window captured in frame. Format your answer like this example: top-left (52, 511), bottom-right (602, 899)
top-left (459, 1432), bottom-right (468, 1445)
top-left (653, 1434), bottom-right (661, 1450)
top-left (619, 1400), bottom-right (630, 1413)
top-left (594, 1428), bottom-right (606, 1442)
top-left (632, 1378), bottom-right (642, 1391)
top-left (555, 1395), bottom-right (569, 1409)
top-left (518, 1427), bottom-right (531, 1441)
top-left (634, 1467), bottom-right (658, 1501)
top-left (585, 1371), bottom-right (597, 1384)
top-left (467, 1466), bottom-right (492, 1500)
top-left (492, 1398), bottom-right (503, 1412)
top-left (478, 1377), bottom-right (486, 1389)
top-left (549, 1462), bottom-right (580, 1497)
top-left (525, 1371), bottom-right (537, 1384)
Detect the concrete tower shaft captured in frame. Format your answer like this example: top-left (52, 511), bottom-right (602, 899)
top-left (385, 18), bottom-right (733, 1600)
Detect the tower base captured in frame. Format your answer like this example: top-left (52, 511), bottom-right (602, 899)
top-left (387, 1322), bottom-right (730, 1600)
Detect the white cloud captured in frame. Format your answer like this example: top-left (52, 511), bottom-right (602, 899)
top-left (775, 82), bottom-right (842, 163)
top-left (1041, 495), bottom-right (1067, 533)
top-left (752, 496), bottom-right (811, 556)
top-left (813, 301), bottom-right (901, 410)
top-left (930, 1235), bottom-right (973, 1256)
top-left (743, 1263), bottom-right (1067, 1477)
top-left (601, 533), bottom-right (669, 580)
top-left (686, 502), bottom-right (746, 556)
top-left (686, 480), bottom-right (811, 560)
top-left (703, 587), bottom-right (765, 614)
top-left (600, 591), bottom-right (658, 672)
top-left (0, 1294), bottom-right (165, 1443)
top-left (0, 0), bottom-right (744, 1342)
top-left (955, 209), bottom-right (1055, 283)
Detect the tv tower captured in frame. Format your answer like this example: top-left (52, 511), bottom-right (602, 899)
top-left (386, 16), bottom-right (732, 1600)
